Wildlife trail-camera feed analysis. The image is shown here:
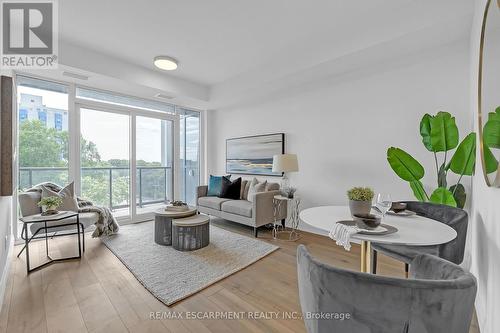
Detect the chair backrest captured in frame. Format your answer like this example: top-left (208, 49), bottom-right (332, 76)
top-left (297, 245), bottom-right (476, 333)
top-left (403, 201), bottom-right (468, 264)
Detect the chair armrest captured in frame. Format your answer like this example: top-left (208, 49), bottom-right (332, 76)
top-left (196, 186), bottom-right (208, 204)
top-left (252, 190), bottom-right (287, 225)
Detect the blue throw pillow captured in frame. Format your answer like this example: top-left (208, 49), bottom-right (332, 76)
top-left (207, 175), bottom-right (231, 196)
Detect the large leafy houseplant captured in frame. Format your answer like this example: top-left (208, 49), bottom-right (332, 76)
top-left (387, 111), bottom-right (476, 208)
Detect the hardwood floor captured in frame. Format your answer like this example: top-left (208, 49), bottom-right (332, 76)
top-left (0, 218), bottom-right (480, 333)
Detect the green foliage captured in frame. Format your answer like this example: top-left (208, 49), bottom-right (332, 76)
top-left (386, 147), bottom-right (424, 182)
top-left (387, 111), bottom-right (475, 209)
top-left (429, 111), bottom-right (459, 152)
top-left (420, 114), bottom-right (433, 151)
top-left (484, 144), bottom-right (499, 173)
top-left (449, 183), bottom-right (466, 209)
top-left (430, 188), bottom-right (457, 207)
top-left (410, 180), bottom-right (428, 201)
top-left (19, 120), bottom-right (68, 168)
top-left (483, 107), bottom-right (500, 149)
top-left (449, 133), bottom-right (476, 176)
top-left (38, 196), bottom-right (63, 209)
top-left (347, 187), bottom-right (374, 201)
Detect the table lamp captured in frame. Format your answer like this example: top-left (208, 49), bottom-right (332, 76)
top-left (272, 154), bottom-right (299, 195)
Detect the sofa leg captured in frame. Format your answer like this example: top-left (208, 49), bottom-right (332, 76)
top-left (405, 263), bottom-right (409, 278)
top-left (281, 219), bottom-right (286, 228)
top-left (253, 227), bottom-right (258, 238)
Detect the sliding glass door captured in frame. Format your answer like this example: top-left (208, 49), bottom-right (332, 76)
top-left (78, 105), bottom-right (177, 223)
top-left (135, 115), bottom-right (174, 219)
top-left (80, 108), bottom-right (131, 219)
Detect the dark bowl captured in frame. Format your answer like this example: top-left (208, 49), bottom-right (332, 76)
top-left (391, 202), bottom-right (407, 213)
top-left (353, 213), bottom-right (382, 229)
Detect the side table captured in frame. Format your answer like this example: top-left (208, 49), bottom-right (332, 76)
top-left (154, 207), bottom-right (197, 245)
top-left (273, 195), bottom-right (301, 241)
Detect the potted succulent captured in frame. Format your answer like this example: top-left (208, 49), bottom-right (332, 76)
top-left (347, 187), bottom-right (374, 216)
top-left (38, 196), bottom-right (63, 216)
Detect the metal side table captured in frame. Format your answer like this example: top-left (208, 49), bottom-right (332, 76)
top-left (273, 195), bottom-right (301, 241)
top-left (20, 211), bottom-right (82, 274)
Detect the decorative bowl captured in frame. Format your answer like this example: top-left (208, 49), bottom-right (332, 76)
top-left (353, 213), bottom-right (382, 229)
top-left (391, 202), bottom-right (407, 213)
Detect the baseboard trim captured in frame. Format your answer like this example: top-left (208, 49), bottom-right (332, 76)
top-left (0, 235), bottom-right (14, 313)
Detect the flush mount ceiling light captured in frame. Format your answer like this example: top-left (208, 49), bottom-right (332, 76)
top-left (154, 56), bottom-right (178, 71)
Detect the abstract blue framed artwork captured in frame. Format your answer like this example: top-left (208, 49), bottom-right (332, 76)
top-left (226, 133), bottom-right (285, 176)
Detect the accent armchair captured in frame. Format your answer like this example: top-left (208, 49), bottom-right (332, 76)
top-left (297, 245), bottom-right (477, 333)
top-left (371, 201), bottom-right (468, 275)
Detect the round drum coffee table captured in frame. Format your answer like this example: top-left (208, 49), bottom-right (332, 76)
top-left (172, 215), bottom-right (210, 251)
top-left (154, 207), bottom-right (197, 245)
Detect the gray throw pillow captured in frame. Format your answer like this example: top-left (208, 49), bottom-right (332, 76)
top-left (247, 178), bottom-right (267, 203)
top-left (40, 182), bottom-right (79, 212)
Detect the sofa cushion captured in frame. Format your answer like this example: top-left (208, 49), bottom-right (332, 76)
top-left (220, 177), bottom-right (241, 199)
top-left (240, 180), bottom-right (248, 199)
top-left (198, 196), bottom-right (232, 210)
top-left (221, 200), bottom-right (252, 218)
top-left (247, 178), bottom-right (267, 203)
top-left (266, 182), bottom-right (280, 191)
top-left (18, 191), bottom-right (42, 217)
top-left (207, 175), bottom-right (230, 196)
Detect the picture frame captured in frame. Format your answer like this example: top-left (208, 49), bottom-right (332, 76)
top-left (226, 133), bottom-right (285, 176)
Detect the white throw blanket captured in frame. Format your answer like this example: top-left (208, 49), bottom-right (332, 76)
top-left (329, 222), bottom-right (359, 251)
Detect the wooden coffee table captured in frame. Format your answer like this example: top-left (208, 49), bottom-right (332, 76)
top-left (154, 207), bottom-right (197, 245)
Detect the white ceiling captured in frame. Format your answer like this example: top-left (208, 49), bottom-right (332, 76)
top-left (57, 0), bottom-right (474, 108)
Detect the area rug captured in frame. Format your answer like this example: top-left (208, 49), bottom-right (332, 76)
top-left (101, 220), bottom-right (279, 305)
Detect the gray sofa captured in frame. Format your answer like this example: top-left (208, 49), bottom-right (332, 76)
top-left (196, 180), bottom-right (287, 237)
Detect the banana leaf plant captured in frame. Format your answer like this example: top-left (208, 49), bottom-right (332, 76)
top-left (387, 111), bottom-right (476, 209)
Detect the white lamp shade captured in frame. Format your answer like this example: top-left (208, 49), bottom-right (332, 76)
top-left (272, 154), bottom-right (299, 173)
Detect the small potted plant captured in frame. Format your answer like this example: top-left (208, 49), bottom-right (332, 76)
top-left (347, 187), bottom-right (374, 216)
top-left (38, 196), bottom-right (63, 216)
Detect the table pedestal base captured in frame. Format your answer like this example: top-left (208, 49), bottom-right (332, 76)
top-left (360, 240), bottom-right (371, 273)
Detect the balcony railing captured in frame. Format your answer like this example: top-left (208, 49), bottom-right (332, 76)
top-left (19, 166), bottom-right (172, 211)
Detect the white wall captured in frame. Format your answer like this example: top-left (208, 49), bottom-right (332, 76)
top-left (469, 1), bottom-right (500, 332)
top-left (207, 44), bottom-right (471, 234)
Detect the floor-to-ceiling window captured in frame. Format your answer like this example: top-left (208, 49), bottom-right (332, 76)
top-left (178, 108), bottom-right (200, 205)
top-left (17, 76), bottom-right (69, 191)
top-left (16, 75), bottom-right (202, 237)
top-left (80, 108), bottom-right (131, 218)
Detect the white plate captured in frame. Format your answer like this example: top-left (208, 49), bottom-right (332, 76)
top-left (358, 225), bottom-right (388, 234)
top-left (387, 210), bottom-right (416, 217)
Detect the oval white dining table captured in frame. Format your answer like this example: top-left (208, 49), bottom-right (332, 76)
top-left (300, 206), bottom-right (457, 273)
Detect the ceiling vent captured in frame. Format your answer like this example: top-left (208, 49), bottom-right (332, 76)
top-left (62, 71), bottom-right (89, 80)
top-left (154, 93), bottom-right (175, 100)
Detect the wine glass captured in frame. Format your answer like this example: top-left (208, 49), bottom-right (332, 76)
top-left (376, 193), bottom-right (392, 218)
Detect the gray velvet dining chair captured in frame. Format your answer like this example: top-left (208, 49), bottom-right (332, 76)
top-left (297, 245), bottom-right (476, 333)
top-left (371, 201), bottom-right (468, 275)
